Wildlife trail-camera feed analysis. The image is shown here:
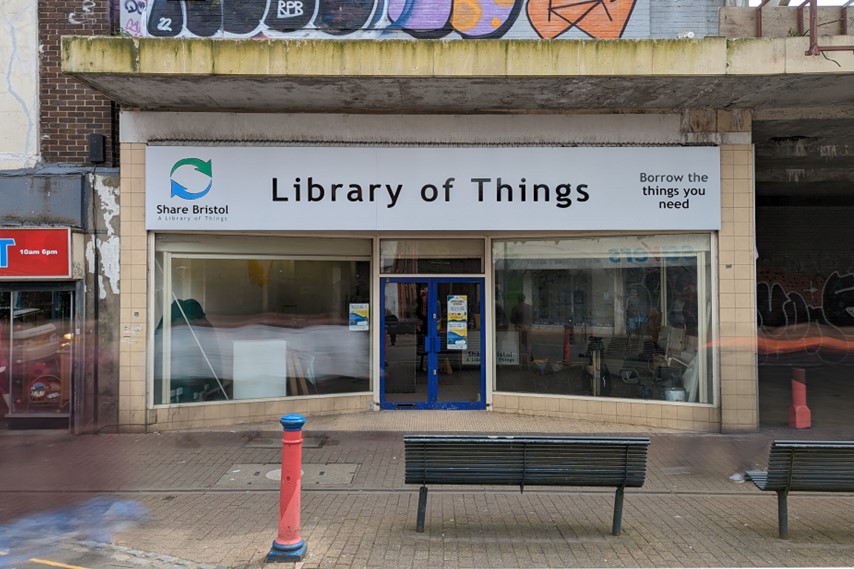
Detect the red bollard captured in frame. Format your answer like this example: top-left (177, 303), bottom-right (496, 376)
top-left (788, 368), bottom-right (811, 429)
top-left (267, 414), bottom-right (308, 562)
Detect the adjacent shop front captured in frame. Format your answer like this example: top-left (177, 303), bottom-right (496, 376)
top-left (132, 139), bottom-right (730, 432)
top-left (0, 228), bottom-right (84, 429)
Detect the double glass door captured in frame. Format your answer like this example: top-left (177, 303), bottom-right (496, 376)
top-left (381, 278), bottom-right (485, 409)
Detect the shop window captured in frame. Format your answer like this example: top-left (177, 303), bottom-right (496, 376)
top-left (380, 239), bottom-right (484, 274)
top-left (0, 290), bottom-right (74, 417)
top-left (493, 235), bottom-right (714, 404)
top-left (153, 236), bottom-right (371, 405)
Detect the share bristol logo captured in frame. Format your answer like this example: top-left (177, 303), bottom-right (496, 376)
top-left (170, 158), bottom-right (213, 200)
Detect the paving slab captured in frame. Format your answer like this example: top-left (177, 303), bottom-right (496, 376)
top-left (2, 411), bottom-right (854, 568)
top-left (213, 463), bottom-right (359, 488)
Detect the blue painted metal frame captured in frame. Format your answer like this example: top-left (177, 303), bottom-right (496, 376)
top-left (380, 276), bottom-right (486, 410)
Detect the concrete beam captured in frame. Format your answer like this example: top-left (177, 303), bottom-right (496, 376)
top-left (64, 37), bottom-right (738, 78)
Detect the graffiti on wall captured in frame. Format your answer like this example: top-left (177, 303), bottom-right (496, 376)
top-left (758, 271), bottom-right (854, 365)
top-left (123, 0), bottom-right (146, 35)
top-left (119, 0), bottom-right (639, 40)
top-left (68, 0), bottom-right (99, 25)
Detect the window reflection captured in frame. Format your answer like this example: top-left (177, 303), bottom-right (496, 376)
top-left (493, 235), bottom-right (712, 403)
top-left (153, 253), bottom-right (371, 405)
top-left (380, 239), bottom-right (483, 274)
top-left (0, 290), bottom-right (74, 416)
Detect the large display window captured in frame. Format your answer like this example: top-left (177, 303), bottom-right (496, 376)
top-left (493, 234), bottom-right (714, 404)
top-left (152, 235), bottom-right (371, 405)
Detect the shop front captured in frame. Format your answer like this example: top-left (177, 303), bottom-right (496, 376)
top-left (127, 137), bottom-right (736, 432)
top-left (0, 228), bottom-right (84, 429)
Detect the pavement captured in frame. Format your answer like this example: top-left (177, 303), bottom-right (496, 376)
top-left (2, 410), bottom-right (854, 569)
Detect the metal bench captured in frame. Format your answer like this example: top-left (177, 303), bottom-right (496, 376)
top-left (404, 434), bottom-right (650, 535)
top-left (745, 440), bottom-right (854, 538)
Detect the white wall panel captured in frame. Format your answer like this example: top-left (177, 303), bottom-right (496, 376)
top-left (0, 0), bottom-right (39, 169)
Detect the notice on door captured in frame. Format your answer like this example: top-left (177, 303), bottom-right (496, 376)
top-left (446, 295), bottom-right (467, 350)
top-left (349, 303), bottom-right (369, 331)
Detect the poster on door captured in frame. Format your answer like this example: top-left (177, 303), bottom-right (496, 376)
top-left (446, 295), bottom-right (467, 350)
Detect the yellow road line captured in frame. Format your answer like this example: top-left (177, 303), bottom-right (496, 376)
top-left (29, 558), bottom-right (92, 569)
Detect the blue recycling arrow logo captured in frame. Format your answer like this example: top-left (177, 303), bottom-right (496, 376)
top-left (170, 158), bottom-right (213, 200)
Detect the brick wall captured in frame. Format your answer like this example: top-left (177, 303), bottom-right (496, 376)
top-left (39, 0), bottom-right (117, 165)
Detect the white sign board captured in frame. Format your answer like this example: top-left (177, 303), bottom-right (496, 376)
top-left (232, 340), bottom-right (287, 399)
top-left (146, 146), bottom-right (720, 231)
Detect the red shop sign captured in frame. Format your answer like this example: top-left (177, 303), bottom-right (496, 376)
top-left (0, 228), bottom-right (71, 279)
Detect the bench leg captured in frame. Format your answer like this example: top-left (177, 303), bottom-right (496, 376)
top-left (776, 490), bottom-right (789, 539)
top-left (416, 486), bottom-right (428, 533)
top-left (612, 487), bottom-right (624, 536)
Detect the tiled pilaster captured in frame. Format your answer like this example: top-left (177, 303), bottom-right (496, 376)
top-left (118, 143), bottom-right (149, 432)
top-left (718, 144), bottom-right (758, 432)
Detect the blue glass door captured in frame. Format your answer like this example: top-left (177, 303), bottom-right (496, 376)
top-left (381, 277), bottom-right (485, 410)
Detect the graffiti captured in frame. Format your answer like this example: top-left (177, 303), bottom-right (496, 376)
top-left (121, 0), bottom-right (147, 35)
top-left (385, 0), bottom-right (522, 39)
top-left (145, 0), bottom-right (181, 36)
top-left (824, 272), bottom-right (854, 327)
top-left (528, 0), bottom-right (637, 40)
top-left (757, 271), bottom-right (854, 365)
top-left (68, 0), bottom-right (99, 25)
top-left (316, 0), bottom-right (377, 36)
top-left (125, 0), bottom-right (145, 13)
top-left (130, 0), bottom-right (642, 39)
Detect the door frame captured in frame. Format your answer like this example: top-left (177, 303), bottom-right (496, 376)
top-left (380, 276), bottom-right (486, 410)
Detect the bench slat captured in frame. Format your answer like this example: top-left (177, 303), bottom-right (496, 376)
top-left (758, 442), bottom-right (854, 492)
top-left (747, 439), bottom-right (854, 538)
top-left (404, 434), bottom-right (649, 536)
top-left (404, 435), bottom-right (649, 488)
